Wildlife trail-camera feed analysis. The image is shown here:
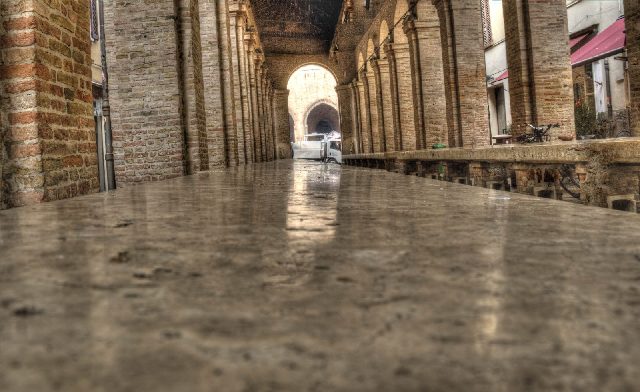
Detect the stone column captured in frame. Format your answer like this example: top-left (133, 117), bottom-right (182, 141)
top-left (105, 0), bottom-right (189, 183)
top-left (384, 43), bottom-right (402, 151)
top-left (269, 86), bottom-right (279, 159)
top-left (404, 17), bottom-right (426, 150)
top-left (367, 59), bottom-right (384, 152)
top-left (391, 42), bottom-right (417, 151)
top-left (350, 81), bottom-right (363, 154)
top-left (356, 76), bottom-right (372, 153)
top-left (625, 0), bottom-right (640, 136)
top-left (0, 0), bottom-right (98, 207)
top-left (257, 67), bottom-right (266, 162)
top-left (177, 0), bottom-right (208, 174)
top-left (200, 0), bottom-right (236, 167)
top-left (376, 55), bottom-right (395, 152)
top-left (262, 80), bottom-right (269, 161)
top-left (503, 0), bottom-right (575, 139)
top-left (265, 79), bottom-right (272, 159)
top-left (258, 65), bottom-right (268, 161)
top-left (370, 58), bottom-right (388, 152)
top-left (336, 85), bottom-right (355, 155)
top-left (216, 0), bottom-right (238, 166)
top-left (273, 89), bottom-right (292, 159)
top-left (245, 32), bottom-right (260, 162)
top-left (229, 4), bottom-right (248, 164)
top-left (242, 29), bottom-right (255, 163)
top-left (436, 0), bottom-right (490, 147)
top-left (263, 81), bottom-right (271, 161)
top-left (404, 15), bottom-right (448, 148)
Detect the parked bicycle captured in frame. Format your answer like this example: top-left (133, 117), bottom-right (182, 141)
top-left (516, 123), bottom-right (560, 143)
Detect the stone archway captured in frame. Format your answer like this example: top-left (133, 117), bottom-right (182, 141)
top-left (287, 64), bottom-right (339, 142)
top-left (304, 101), bottom-right (341, 135)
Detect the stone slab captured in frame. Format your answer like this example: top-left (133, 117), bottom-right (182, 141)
top-left (345, 138), bottom-right (640, 164)
top-left (0, 161), bottom-right (639, 391)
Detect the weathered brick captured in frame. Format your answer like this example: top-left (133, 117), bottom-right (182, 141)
top-left (0, 0), bottom-right (98, 209)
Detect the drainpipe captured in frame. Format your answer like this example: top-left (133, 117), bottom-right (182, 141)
top-left (99, 0), bottom-right (116, 190)
top-left (604, 59), bottom-right (613, 119)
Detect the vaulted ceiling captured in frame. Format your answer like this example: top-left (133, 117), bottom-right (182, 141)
top-left (251, 0), bottom-right (344, 55)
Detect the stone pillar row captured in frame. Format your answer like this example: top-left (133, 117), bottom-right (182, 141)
top-left (102, 0), bottom-right (279, 186)
top-left (0, 0), bottom-right (285, 208)
top-left (342, 0), bottom-right (595, 156)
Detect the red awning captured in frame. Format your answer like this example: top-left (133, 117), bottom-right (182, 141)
top-left (571, 17), bottom-right (626, 67)
top-left (488, 20), bottom-right (623, 82)
top-left (491, 31), bottom-right (590, 83)
top-left (569, 33), bottom-right (590, 49)
top-left (495, 70), bottom-right (509, 82)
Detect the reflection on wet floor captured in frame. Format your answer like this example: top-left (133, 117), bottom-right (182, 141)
top-left (0, 160), bottom-right (639, 391)
top-left (286, 161), bottom-right (340, 244)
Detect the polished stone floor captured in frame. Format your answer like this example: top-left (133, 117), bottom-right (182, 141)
top-left (1, 161), bottom-right (639, 391)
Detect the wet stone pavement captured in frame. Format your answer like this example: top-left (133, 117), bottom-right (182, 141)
top-left (0, 160), bottom-right (639, 391)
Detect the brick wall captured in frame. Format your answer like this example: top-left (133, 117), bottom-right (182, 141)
top-left (626, 0), bottom-right (640, 136)
top-left (1, 0), bottom-right (98, 208)
top-left (104, 0), bottom-right (186, 184)
top-left (503, 0), bottom-right (575, 139)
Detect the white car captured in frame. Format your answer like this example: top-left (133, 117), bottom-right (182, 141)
top-left (292, 132), bottom-right (342, 164)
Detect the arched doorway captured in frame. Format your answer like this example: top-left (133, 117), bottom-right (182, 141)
top-left (287, 64), bottom-right (339, 142)
top-left (305, 102), bottom-right (341, 135)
